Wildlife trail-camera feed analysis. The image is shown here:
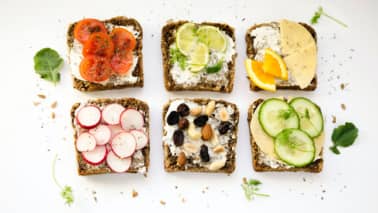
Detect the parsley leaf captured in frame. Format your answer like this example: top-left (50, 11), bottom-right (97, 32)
top-left (241, 178), bottom-right (269, 201)
top-left (311, 6), bottom-right (348, 28)
top-left (53, 154), bottom-right (74, 206)
top-left (330, 122), bottom-right (358, 154)
top-left (34, 48), bottom-right (64, 84)
top-left (169, 47), bottom-right (188, 70)
top-left (206, 59), bottom-right (223, 74)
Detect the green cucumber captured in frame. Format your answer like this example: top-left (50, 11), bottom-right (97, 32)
top-left (274, 129), bottom-right (315, 167)
top-left (258, 98), bottom-right (299, 137)
top-left (289, 97), bottom-right (324, 138)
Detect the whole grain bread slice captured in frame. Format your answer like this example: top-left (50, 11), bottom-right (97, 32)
top-left (247, 98), bottom-right (323, 172)
top-left (67, 16), bottom-right (143, 91)
top-left (161, 21), bottom-right (236, 93)
top-left (245, 22), bottom-right (317, 91)
top-left (162, 98), bottom-right (239, 173)
top-left (71, 97), bottom-right (150, 176)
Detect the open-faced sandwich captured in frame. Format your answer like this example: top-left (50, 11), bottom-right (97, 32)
top-left (162, 21), bottom-right (236, 93)
top-left (162, 98), bottom-right (239, 173)
top-left (71, 98), bottom-right (149, 175)
top-left (67, 17), bottom-right (143, 91)
top-left (248, 97), bottom-right (324, 172)
top-left (245, 20), bottom-right (317, 92)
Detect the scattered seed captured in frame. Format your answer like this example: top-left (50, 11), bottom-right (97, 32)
top-left (341, 104), bottom-right (346, 110)
top-left (33, 101), bottom-right (41, 106)
top-left (51, 101), bottom-right (58, 109)
top-left (37, 94), bottom-right (46, 99)
top-left (332, 115), bottom-right (337, 123)
top-left (131, 189), bottom-right (138, 198)
top-left (51, 112), bottom-right (56, 119)
top-left (160, 200), bottom-right (166, 205)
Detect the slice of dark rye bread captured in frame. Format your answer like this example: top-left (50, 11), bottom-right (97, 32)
top-left (245, 22), bottom-right (317, 91)
top-left (161, 21), bottom-right (236, 93)
top-left (162, 98), bottom-right (239, 173)
top-left (247, 98), bottom-right (323, 172)
top-left (71, 97), bottom-right (150, 176)
top-left (67, 16), bottom-right (143, 91)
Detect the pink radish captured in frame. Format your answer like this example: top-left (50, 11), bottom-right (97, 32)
top-left (106, 151), bottom-right (131, 173)
top-left (76, 105), bottom-right (101, 129)
top-left (102, 103), bottom-right (125, 125)
top-left (130, 130), bottom-right (148, 150)
top-left (111, 132), bottom-right (136, 158)
top-left (108, 125), bottom-right (124, 137)
top-left (76, 132), bottom-right (96, 152)
top-left (89, 125), bottom-right (111, 145)
top-left (82, 145), bottom-right (107, 165)
top-left (120, 109), bottom-right (144, 130)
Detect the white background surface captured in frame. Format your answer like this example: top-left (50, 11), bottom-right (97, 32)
top-left (1, 0), bottom-right (377, 212)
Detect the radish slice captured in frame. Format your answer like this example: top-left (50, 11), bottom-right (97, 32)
top-left (108, 125), bottom-right (124, 137)
top-left (89, 125), bottom-right (111, 145)
top-left (102, 104), bottom-right (125, 125)
top-left (76, 105), bottom-right (101, 129)
top-left (82, 145), bottom-right (107, 165)
top-left (120, 109), bottom-right (144, 130)
top-left (111, 132), bottom-right (136, 158)
top-left (76, 132), bottom-right (96, 152)
top-left (106, 151), bottom-right (131, 173)
top-left (130, 130), bottom-right (148, 150)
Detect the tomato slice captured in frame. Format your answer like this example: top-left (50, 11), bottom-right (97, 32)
top-left (110, 51), bottom-right (134, 75)
top-left (74, 18), bottom-right (107, 44)
top-left (110, 28), bottom-right (136, 54)
top-left (83, 32), bottom-right (114, 58)
top-left (80, 56), bottom-right (112, 82)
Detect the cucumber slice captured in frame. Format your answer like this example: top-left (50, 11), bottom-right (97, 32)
top-left (258, 98), bottom-right (299, 137)
top-left (274, 129), bottom-right (315, 167)
top-left (289, 97), bottom-right (324, 138)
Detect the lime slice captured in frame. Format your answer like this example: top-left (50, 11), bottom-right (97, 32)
top-left (197, 25), bottom-right (227, 52)
top-left (188, 43), bottom-right (209, 72)
top-left (176, 23), bottom-right (198, 56)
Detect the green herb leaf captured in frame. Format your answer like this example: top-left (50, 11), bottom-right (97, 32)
top-left (53, 154), bottom-right (74, 206)
top-left (34, 48), bottom-right (64, 84)
top-left (169, 47), bottom-right (188, 70)
top-left (310, 6), bottom-right (348, 28)
top-left (330, 122), bottom-right (358, 154)
top-left (241, 178), bottom-right (269, 201)
top-left (206, 59), bottom-right (223, 73)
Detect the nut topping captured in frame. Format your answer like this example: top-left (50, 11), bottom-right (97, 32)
top-left (190, 106), bottom-right (203, 116)
top-left (177, 152), bottom-right (186, 167)
top-left (209, 159), bottom-right (226, 171)
top-left (201, 124), bottom-right (213, 141)
top-left (188, 123), bottom-right (201, 140)
top-left (219, 107), bottom-right (229, 121)
top-left (205, 101), bottom-right (216, 116)
top-left (183, 143), bottom-right (199, 154)
top-left (178, 118), bottom-right (189, 130)
top-left (213, 145), bottom-right (225, 153)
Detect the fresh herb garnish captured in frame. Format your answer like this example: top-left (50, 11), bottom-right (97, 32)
top-left (330, 122), bottom-right (358, 154)
top-left (241, 178), bottom-right (270, 201)
top-left (311, 6), bottom-right (348, 28)
top-left (34, 48), bottom-right (64, 84)
top-left (169, 47), bottom-right (188, 70)
top-left (53, 154), bottom-right (74, 206)
top-left (206, 59), bottom-right (223, 73)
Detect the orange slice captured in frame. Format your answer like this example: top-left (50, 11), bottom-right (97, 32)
top-left (262, 49), bottom-right (288, 80)
top-left (245, 59), bottom-right (276, 92)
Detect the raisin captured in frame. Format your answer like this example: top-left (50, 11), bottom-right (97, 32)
top-left (194, 115), bottom-right (208, 127)
top-left (173, 130), bottom-right (184, 146)
top-left (167, 111), bottom-right (179, 125)
top-left (200, 145), bottom-right (210, 162)
top-left (178, 118), bottom-right (189, 130)
top-left (177, 103), bottom-right (190, 117)
top-left (218, 121), bottom-right (232, 134)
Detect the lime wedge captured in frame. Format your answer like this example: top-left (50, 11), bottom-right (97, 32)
top-left (197, 25), bottom-right (227, 52)
top-left (176, 23), bottom-right (198, 56)
top-left (188, 43), bottom-right (209, 72)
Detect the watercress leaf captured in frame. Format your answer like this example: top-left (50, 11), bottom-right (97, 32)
top-left (61, 185), bottom-right (74, 206)
top-left (331, 122), bottom-right (358, 147)
top-left (248, 179), bottom-right (262, 186)
top-left (169, 47), bottom-right (187, 70)
top-left (329, 145), bottom-right (340, 155)
top-left (34, 48), bottom-right (63, 83)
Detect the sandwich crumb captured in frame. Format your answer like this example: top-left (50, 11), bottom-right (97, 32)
top-left (340, 83), bottom-right (348, 90)
top-left (160, 200), bottom-right (166, 205)
top-left (92, 190), bottom-right (98, 203)
top-left (181, 197), bottom-right (186, 203)
top-left (131, 189), bottom-right (138, 198)
top-left (341, 104), bottom-right (346, 110)
top-left (51, 101), bottom-right (58, 109)
top-left (37, 94), bottom-right (46, 99)
top-left (332, 115), bottom-right (337, 123)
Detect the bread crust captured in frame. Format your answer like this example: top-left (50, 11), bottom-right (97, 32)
top-left (247, 98), bottom-right (323, 172)
top-left (67, 16), bottom-right (143, 91)
top-left (161, 21), bottom-right (236, 93)
top-left (71, 97), bottom-right (150, 176)
top-left (162, 98), bottom-right (239, 173)
top-left (245, 22), bottom-right (317, 91)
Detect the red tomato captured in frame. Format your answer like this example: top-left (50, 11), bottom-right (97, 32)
top-left (80, 56), bottom-right (112, 82)
top-left (74, 18), bottom-right (107, 44)
top-left (110, 51), bottom-right (134, 75)
top-left (110, 28), bottom-right (136, 54)
top-left (82, 32), bottom-right (114, 58)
